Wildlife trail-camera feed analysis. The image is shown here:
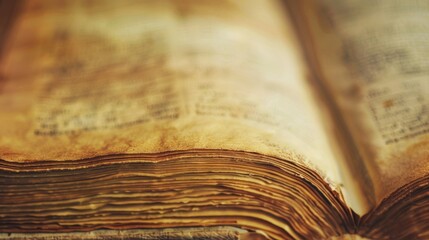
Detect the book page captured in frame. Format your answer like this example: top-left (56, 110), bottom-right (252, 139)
top-left (295, 0), bottom-right (429, 204)
top-left (0, 0), bottom-right (342, 185)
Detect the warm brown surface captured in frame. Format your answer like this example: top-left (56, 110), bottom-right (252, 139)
top-left (0, 0), bottom-right (351, 239)
top-left (290, 0), bottom-right (429, 238)
top-left (294, 0), bottom-right (429, 207)
top-left (0, 0), bottom-right (428, 239)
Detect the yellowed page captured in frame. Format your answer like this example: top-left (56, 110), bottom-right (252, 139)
top-left (0, 0), bottom-right (342, 185)
top-left (296, 0), bottom-right (429, 206)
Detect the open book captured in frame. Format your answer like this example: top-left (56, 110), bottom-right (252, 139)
top-left (0, 0), bottom-right (428, 239)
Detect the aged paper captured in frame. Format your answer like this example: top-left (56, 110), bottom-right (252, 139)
top-left (296, 0), bottom-right (429, 204)
top-left (0, 0), bottom-right (341, 184)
